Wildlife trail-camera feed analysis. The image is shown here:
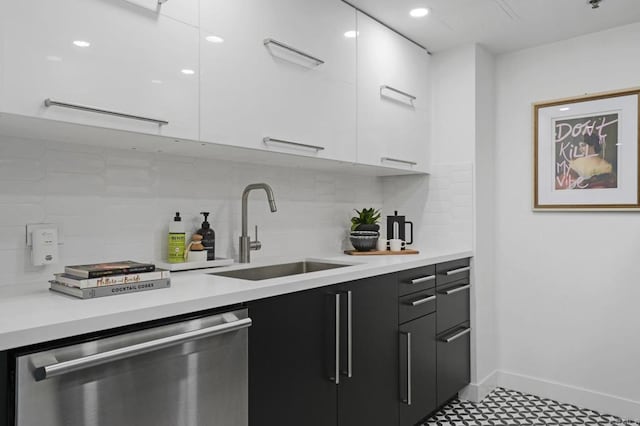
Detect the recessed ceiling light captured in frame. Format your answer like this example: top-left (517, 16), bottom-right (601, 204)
top-left (559, 107), bottom-right (570, 111)
top-left (205, 35), bottom-right (224, 44)
top-left (344, 30), bottom-right (359, 38)
top-left (46, 55), bottom-right (63, 62)
top-left (73, 40), bottom-right (91, 48)
top-left (409, 8), bottom-right (429, 18)
top-left (181, 69), bottom-right (195, 75)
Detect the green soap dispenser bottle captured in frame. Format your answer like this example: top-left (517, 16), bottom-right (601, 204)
top-left (168, 212), bottom-right (186, 263)
top-left (196, 212), bottom-right (216, 261)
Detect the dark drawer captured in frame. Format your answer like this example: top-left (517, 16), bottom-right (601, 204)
top-left (436, 279), bottom-right (471, 333)
top-left (436, 258), bottom-right (470, 287)
top-left (399, 288), bottom-right (436, 324)
top-left (398, 265), bottom-right (436, 296)
top-left (436, 322), bottom-right (471, 406)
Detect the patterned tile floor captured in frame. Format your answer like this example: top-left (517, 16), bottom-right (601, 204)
top-left (424, 387), bottom-right (640, 426)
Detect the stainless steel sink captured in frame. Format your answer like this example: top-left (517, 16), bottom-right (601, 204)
top-left (209, 261), bottom-right (351, 281)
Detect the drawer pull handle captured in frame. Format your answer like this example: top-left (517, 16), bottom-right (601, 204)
top-left (439, 284), bottom-right (471, 296)
top-left (263, 38), bottom-right (325, 66)
top-left (381, 157), bottom-right (418, 167)
top-left (444, 266), bottom-right (471, 276)
top-left (380, 85), bottom-right (416, 101)
top-left (263, 137), bottom-right (325, 152)
top-left (44, 99), bottom-right (169, 126)
top-left (408, 295), bottom-right (436, 306)
top-left (409, 275), bottom-right (435, 285)
top-left (441, 327), bottom-right (471, 343)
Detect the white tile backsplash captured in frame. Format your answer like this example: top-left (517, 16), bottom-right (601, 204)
top-left (382, 163), bottom-right (473, 251)
top-left (0, 135), bottom-right (385, 286)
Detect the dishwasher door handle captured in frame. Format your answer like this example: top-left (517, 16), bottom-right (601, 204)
top-left (34, 317), bottom-right (253, 381)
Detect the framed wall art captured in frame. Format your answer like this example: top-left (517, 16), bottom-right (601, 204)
top-left (533, 88), bottom-right (640, 210)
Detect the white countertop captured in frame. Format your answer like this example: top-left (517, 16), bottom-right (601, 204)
top-left (0, 249), bottom-right (472, 351)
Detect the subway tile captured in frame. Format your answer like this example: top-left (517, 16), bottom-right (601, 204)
top-left (45, 173), bottom-right (106, 196)
top-left (0, 203), bottom-right (45, 226)
top-left (45, 150), bottom-right (105, 175)
top-left (0, 179), bottom-right (46, 197)
top-left (0, 226), bottom-right (29, 250)
top-left (0, 159), bottom-right (45, 181)
top-left (0, 137), bottom-right (46, 159)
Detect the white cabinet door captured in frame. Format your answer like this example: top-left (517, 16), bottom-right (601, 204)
top-left (0, 0), bottom-right (199, 141)
top-left (356, 12), bottom-right (430, 173)
top-left (200, 0), bottom-right (356, 162)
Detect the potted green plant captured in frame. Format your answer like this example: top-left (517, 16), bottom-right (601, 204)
top-left (350, 208), bottom-right (381, 232)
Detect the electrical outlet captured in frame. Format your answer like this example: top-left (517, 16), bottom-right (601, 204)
top-left (26, 223), bottom-right (63, 266)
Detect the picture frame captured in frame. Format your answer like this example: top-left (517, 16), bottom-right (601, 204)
top-left (533, 88), bottom-right (640, 210)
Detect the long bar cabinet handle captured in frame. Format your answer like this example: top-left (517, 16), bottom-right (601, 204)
top-left (344, 291), bottom-right (353, 378)
top-left (409, 295), bottom-right (436, 306)
top-left (44, 98), bottom-right (169, 126)
top-left (34, 317), bottom-right (252, 381)
top-left (332, 293), bottom-right (341, 385)
top-left (263, 38), bottom-right (325, 66)
top-left (410, 275), bottom-right (435, 285)
top-left (439, 284), bottom-right (471, 296)
top-left (400, 331), bottom-right (412, 405)
top-left (381, 157), bottom-right (418, 167)
top-left (380, 85), bottom-right (417, 101)
top-left (441, 327), bottom-right (471, 343)
top-left (444, 266), bottom-right (471, 276)
top-left (263, 137), bottom-right (325, 152)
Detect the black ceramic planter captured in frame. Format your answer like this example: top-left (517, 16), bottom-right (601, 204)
top-left (354, 224), bottom-right (380, 232)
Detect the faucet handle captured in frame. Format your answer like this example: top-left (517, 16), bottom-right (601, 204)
top-left (250, 225), bottom-right (262, 251)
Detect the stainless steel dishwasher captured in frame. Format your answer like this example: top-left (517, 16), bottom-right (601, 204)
top-left (13, 308), bottom-right (251, 426)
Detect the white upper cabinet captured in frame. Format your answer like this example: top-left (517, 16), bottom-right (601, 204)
top-left (356, 12), bottom-right (430, 173)
top-left (200, 0), bottom-right (357, 162)
top-left (0, 0), bottom-right (199, 141)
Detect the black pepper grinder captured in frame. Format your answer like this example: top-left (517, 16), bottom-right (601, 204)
top-left (386, 211), bottom-right (413, 245)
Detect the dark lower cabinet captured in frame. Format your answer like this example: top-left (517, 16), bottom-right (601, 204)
top-left (248, 274), bottom-right (398, 426)
top-left (337, 276), bottom-right (399, 426)
top-left (436, 259), bottom-right (472, 407)
top-left (436, 322), bottom-right (471, 406)
top-left (0, 351), bottom-right (6, 426)
top-left (399, 313), bottom-right (436, 426)
top-left (249, 259), bottom-right (471, 426)
top-left (248, 286), bottom-right (338, 426)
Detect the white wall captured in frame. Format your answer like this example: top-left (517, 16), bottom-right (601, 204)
top-left (495, 23), bottom-right (640, 419)
top-left (430, 46), bottom-right (476, 165)
top-left (471, 44), bottom-right (498, 399)
top-left (0, 134), bottom-right (383, 286)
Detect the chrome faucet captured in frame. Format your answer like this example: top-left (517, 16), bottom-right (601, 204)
top-left (239, 183), bottom-right (277, 263)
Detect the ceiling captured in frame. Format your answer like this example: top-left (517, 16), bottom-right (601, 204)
top-left (348, 0), bottom-right (640, 53)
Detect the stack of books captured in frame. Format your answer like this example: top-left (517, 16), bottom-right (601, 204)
top-left (49, 260), bottom-right (171, 299)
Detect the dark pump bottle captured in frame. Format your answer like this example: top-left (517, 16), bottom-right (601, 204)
top-left (197, 212), bottom-right (216, 261)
